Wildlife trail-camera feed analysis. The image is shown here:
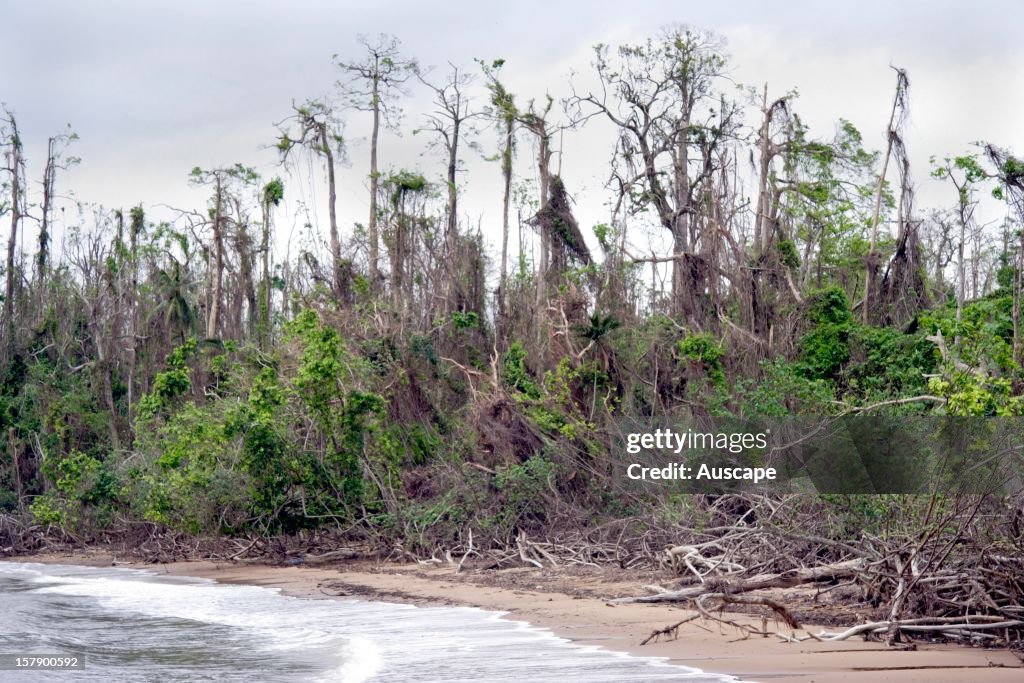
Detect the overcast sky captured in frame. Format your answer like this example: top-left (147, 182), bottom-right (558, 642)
top-left (3, 0), bottom-right (1023, 265)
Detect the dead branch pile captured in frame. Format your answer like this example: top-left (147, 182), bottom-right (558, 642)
top-left (0, 514), bottom-right (51, 555)
top-left (612, 493), bottom-right (1024, 647)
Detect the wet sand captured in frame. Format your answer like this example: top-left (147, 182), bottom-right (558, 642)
top-left (20, 552), bottom-right (1023, 682)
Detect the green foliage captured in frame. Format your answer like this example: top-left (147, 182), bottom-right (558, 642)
top-left (502, 341), bottom-right (540, 398)
top-left (286, 309), bottom-right (387, 516)
top-left (493, 456), bottom-right (558, 530)
top-left (777, 239), bottom-right (800, 269)
top-left (798, 287), bottom-right (853, 381)
top-left (737, 360), bottom-right (835, 416)
top-left (592, 223), bottom-right (612, 251)
top-left (135, 400), bottom-right (246, 533)
top-left (807, 286), bottom-right (853, 326)
top-left (262, 177), bottom-right (285, 206)
top-left (575, 313), bottom-right (621, 342)
top-left (928, 375), bottom-right (1024, 416)
top-left (450, 310), bottom-right (480, 330)
top-left (800, 325), bottom-right (851, 381)
top-left (387, 171), bottom-right (428, 206)
top-left (920, 294), bottom-right (1017, 374)
top-left (678, 333), bottom-right (725, 387)
top-left (931, 154), bottom-right (987, 185)
top-left (138, 338), bottom-right (196, 419)
top-left (844, 326), bottom-right (935, 401)
top-left (532, 358), bottom-right (602, 441)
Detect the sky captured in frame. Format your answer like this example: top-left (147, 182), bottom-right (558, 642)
top-left (2, 0), bottom-right (1023, 268)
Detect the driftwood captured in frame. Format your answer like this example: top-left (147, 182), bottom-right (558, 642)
top-left (640, 615), bottom-right (701, 645)
top-left (702, 593), bottom-right (802, 630)
top-left (818, 616), bottom-right (1024, 642)
top-left (612, 559), bottom-right (866, 604)
top-left (300, 548), bottom-right (358, 565)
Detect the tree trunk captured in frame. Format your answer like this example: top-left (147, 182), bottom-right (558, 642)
top-left (754, 85), bottom-right (773, 255)
top-left (447, 119), bottom-right (460, 252)
top-left (864, 72), bottom-right (905, 324)
top-left (236, 214), bottom-right (257, 340)
top-left (38, 137), bottom-right (55, 288)
top-left (865, 137), bottom-right (894, 325)
top-left (206, 175), bottom-right (224, 339)
top-left (613, 559), bottom-right (867, 604)
top-left (671, 114), bottom-right (696, 322)
top-left (1015, 228), bottom-right (1023, 364)
top-left (8, 428), bottom-right (21, 511)
top-left (261, 199), bottom-right (272, 350)
top-left (4, 118), bottom-right (21, 361)
top-left (102, 360), bottom-right (121, 451)
top-left (321, 126), bottom-right (343, 300)
top-left (498, 116), bottom-right (513, 334)
top-left (446, 116), bottom-right (461, 311)
top-left (368, 74), bottom-right (381, 286)
top-left (955, 207), bottom-right (966, 348)
top-left (535, 129), bottom-right (551, 312)
top-left (127, 207), bottom-right (142, 437)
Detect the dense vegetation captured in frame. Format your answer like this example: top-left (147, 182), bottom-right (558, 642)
top-left (1, 27), bottom-right (1023, 643)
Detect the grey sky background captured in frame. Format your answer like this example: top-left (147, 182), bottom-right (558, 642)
top-left (3, 1), bottom-right (1023, 268)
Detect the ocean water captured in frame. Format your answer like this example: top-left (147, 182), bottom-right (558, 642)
top-left (0, 562), bottom-right (735, 682)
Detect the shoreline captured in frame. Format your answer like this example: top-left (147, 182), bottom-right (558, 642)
top-left (13, 551), bottom-right (1023, 682)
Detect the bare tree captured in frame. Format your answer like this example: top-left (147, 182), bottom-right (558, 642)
top-left (336, 34), bottom-right (416, 288)
top-left (189, 164), bottom-right (259, 339)
top-left (416, 63), bottom-right (481, 256)
top-left (37, 126), bottom-right (78, 289)
top-left (864, 67), bottom-right (909, 324)
top-left (479, 59), bottom-right (518, 328)
top-left (276, 100), bottom-right (348, 301)
top-left (259, 178), bottom-right (284, 350)
top-left (417, 62), bottom-right (484, 312)
top-left (517, 95), bottom-right (558, 311)
top-left (2, 109), bottom-right (24, 361)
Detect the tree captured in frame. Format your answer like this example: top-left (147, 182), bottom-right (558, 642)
top-left (126, 205), bottom-right (146, 423)
top-left (189, 163), bottom-right (259, 339)
top-left (575, 26), bottom-right (739, 327)
top-left (259, 177), bottom-right (284, 350)
top-left (931, 154), bottom-right (987, 346)
top-left (2, 108), bottom-right (23, 363)
top-left (36, 126), bottom-right (78, 289)
top-left (379, 170), bottom-right (430, 317)
top-left (519, 96), bottom-right (554, 305)
top-left (864, 67), bottom-right (909, 324)
top-left (785, 119), bottom-right (877, 294)
top-left (985, 144), bottom-right (1024, 363)
top-left (416, 62), bottom-right (483, 313)
top-left (479, 59), bottom-right (518, 329)
top-left (276, 100), bottom-right (348, 301)
top-left (336, 34), bottom-right (416, 288)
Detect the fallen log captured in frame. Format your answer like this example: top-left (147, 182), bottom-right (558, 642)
top-left (300, 548), bottom-right (358, 565)
top-left (612, 559), bottom-right (866, 604)
top-left (818, 616), bottom-right (1024, 642)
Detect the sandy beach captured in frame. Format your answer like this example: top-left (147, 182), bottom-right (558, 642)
top-left (15, 551), bottom-right (1021, 682)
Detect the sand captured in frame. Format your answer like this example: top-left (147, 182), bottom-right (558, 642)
top-left (15, 551), bottom-right (1023, 682)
